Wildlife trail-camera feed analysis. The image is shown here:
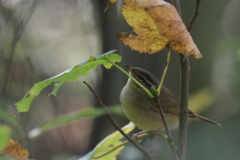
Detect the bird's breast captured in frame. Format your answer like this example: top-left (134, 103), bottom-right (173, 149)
top-left (120, 80), bottom-right (179, 130)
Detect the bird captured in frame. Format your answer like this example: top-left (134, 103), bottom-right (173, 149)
top-left (120, 64), bottom-right (221, 135)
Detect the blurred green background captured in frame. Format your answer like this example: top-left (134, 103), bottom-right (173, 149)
top-left (0, 0), bottom-right (240, 159)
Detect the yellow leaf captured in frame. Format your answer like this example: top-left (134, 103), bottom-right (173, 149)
top-left (116, 0), bottom-right (167, 54)
top-left (117, 0), bottom-right (202, 58)
top-left (80, 122), bottom-right (135, 160)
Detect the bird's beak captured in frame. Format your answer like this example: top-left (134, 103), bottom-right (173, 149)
top-left (124, 64), bottom-right (132, 72)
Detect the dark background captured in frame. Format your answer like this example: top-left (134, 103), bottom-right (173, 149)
top-left (0, 0), bottom-right (240, 159)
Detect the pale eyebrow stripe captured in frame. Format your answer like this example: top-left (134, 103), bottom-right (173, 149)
top-left (139, 73), bottom-right (154, 88)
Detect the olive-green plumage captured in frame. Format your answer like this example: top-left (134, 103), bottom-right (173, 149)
top-left (120, 65), bottom-right (221, 131)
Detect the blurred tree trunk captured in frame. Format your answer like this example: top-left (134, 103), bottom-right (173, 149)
top-left (88, 0), bottom-right (116, 151)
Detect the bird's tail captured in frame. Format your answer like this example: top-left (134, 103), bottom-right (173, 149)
top-left (188, 112), bottom-right (221, 127)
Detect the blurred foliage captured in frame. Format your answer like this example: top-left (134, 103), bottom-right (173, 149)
top-left (28, 106), bottom-right (123, 139)
top-left (0, 125), bottom-right (11, 152)
top-left (0, 156), bottom-right (15, 160)
top-left (0, 109), bottom-right (24, 139)
top-left (188, 87), bottom-right (215, 114)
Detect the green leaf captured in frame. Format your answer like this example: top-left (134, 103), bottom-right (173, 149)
top-left (15, 50), bottom-right (121, 112)
top-left (28, 106), bottom-right (123, 139)
top-left (0, 125), bottom-right (11, 152)
top-left (80, 122), bottom-right (135, 160)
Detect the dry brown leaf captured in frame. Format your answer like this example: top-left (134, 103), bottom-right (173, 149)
top-left (1, 139), bottom-right (32, 159)
top-left (116, 0), bottom-right (202, 58)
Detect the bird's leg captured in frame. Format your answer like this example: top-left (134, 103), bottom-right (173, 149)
top-left (149, 130), bottom-right (159, 140)
top-left (132, 130), bottom-right (147, 143)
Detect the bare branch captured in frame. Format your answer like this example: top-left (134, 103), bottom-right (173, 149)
top-left (188, 0), bottom-right (201, 32)
top-left (170, 0), bottom-right (191, 160)
top-left (177, 1), bottom-right (202, 160)
top-left (83, 81), bottom-right (154, 160)
top-left (155, 97), bottom-right (179, 160)
top-left (178, 54), bottom-right (189, 160)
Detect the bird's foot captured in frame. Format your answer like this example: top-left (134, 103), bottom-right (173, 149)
top-left (132, 134), bottom-right (142, 143)
top-left (132, 130), bottom-right (147, 143)
top-left (149, 130), bottom-right (159, 140)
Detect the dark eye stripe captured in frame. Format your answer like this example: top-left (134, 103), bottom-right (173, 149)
top-left (138, 75), bottom-right (144, 81)
top-left (137, 75), bottom-right (152, 89)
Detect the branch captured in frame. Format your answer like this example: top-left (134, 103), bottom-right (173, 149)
top-left (170, 0), bottom-right (190, 160)
top-left (155, 97), bottom-right (179, 160)
top-left (83, 81), bottom-right (154, 160)
top-left (177, 2), bottom-right (202, 159)
top-left (178, 54), bottom-right (189, 160)
top-left (175, 1), bottom-right (202, 159)
top-left (187, 0), bottom-right (201, 32)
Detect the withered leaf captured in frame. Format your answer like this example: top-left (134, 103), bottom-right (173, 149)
top-left (1, 139), bottom-right (31, 159)
top-left (114, 0), bottom-right (202, 58)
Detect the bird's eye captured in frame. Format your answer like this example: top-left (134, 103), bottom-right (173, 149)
top-left (137, 75), bottom-right (144, 81)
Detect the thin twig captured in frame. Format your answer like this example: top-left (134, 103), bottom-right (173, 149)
top-left (155, 97), bottom-right (179, 160)
top-left (83, 81), bottom-right (154, 160)
top-left (187, 0), bottom-right (201, 32)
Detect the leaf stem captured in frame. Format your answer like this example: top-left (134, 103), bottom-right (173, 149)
top-left (105, 58), bottom-right (154, 98)
top-left (157, 48), bottom-right (171, 96)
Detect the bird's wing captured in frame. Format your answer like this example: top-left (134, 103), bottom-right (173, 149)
top-left (144, 85), bottom-right (181, 114)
